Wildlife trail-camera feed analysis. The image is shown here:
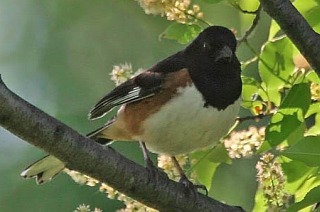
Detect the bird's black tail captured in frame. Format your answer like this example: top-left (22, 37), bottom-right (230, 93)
top-left (86, 125), bottom-right (113, 145)
top-left (21, 124), bottom-right (113, 184)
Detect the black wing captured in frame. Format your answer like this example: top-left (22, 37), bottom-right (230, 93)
top-left (88, 71), bottom-right (165, 120)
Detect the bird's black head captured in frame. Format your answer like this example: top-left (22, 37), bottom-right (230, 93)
top-left (184, 26), bottom-right (237, 63)
top-left (183, 26), bottom-right (241, 110)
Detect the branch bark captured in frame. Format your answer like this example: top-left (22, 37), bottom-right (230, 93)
top-left (0, 76), bottom-right (243, 211)
top-left (259, 0), bottom-right (320, 74)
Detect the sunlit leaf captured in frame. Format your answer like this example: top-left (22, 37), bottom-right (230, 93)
top-left (242, 75), bottom-right (260, 87)
top-left (266, 83), bottom-right (310, 147)
top-left (306, 113), bottom-right (320, 136)
top-left (306, 70), bottom-right (320, 83)
top-left (190, 151), bottom-right (220, 190)
top-left (295, 0), bottom-right (320, 33)
top-left (280, 83), bottom-right (311, 114)
top-left (282, 160), bottom-right (312, 183)
top-left (282, 136), bottom-right (320, 167)
top-left (161, 23), bottom-right (202, 44)
top-left (263, 87), bottom-right (281, 106)
top-left (305, 6), bottom-right (320, 29)
top-left (293, 0), bottom-right (318, 15)
top-left (283, 159), bottom-right (317, 194)
top-left (294, 0), bottom-right (320, 31)
top-left (287, 186), bottom-right (320, 212)
top-left (241, 75), bottom-right (261, 109)
top-left (306, 102), bottom-right (320, 117)
top-left (259, 37), bottom-right (295, 106)
top-left (268, 20), bottom-right (281, 40)
top-left (252, 188), bottom-right (268, 212)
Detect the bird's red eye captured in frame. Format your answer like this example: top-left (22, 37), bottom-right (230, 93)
top-left (203, 42), bottom-right (211, 51)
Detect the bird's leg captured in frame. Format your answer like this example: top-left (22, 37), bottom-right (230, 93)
top-left (139, 141), bottom-right (159, 175)
top-left (171, 156), bottom-right (208, 195)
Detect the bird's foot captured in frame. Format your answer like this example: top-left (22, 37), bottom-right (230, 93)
top-left (179, 174), bottom-right (208, 196)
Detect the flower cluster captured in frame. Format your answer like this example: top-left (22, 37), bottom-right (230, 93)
top-left (223, 126), bottom-right (265, 158)
top-left (158, 154), bottom-right (188, 181)
top-left (65, 169), bottom-right (156, 211)
top-left (136, 0), bottom-right (203, 23)
top-left (65, 169), bottom-right (99, 186)
top-left (311, 82), bottom-right (320, 101)
top-left (110, 63), bottom-right (133, 86)
top-left (256, 153), bottom-right (288, 207)
top-left (74, 204), bottom-right (102, 212)
top-left (100, 183), bottom-right (157, 212)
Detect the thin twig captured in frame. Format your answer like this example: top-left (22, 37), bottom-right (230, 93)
top-left (236, 113), bottom-right (273, 123)
top-left (237, 5), bottom-right (262, 45)
top-left (232, 3), bottom-right (261, 14)
top-left (241, 56), bottom-right (258, 69)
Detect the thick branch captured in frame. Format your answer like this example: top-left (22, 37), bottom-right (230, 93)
top-left (0, 76), bottom-right (243, 212)
top-left (260, 0), bottom-right (320, 74)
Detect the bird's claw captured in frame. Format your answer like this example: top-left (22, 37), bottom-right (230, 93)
top-left (179, 175), bottom-right (208, 196)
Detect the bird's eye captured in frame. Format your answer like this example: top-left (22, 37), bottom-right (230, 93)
top-left (203, 42), bottom-right (211, 51)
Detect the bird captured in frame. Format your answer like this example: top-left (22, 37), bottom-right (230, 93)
top-left (21, 26), bottom-right (242, 188)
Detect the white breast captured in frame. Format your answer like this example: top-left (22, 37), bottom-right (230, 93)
top-left (137, 84), bottom-right (241, 155)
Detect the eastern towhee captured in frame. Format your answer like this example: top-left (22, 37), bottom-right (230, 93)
top-left (21, 26), bottom-right (242, 188)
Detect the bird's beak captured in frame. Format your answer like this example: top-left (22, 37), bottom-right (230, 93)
top-left (214, 45), bottom-right (233, 62)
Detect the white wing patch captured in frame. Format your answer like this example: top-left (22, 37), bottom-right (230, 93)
top-left (109, 87), bottom-right (142, 105)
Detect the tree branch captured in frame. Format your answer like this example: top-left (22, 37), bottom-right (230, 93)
top-left (0, 75), bottom-right (243, 211)
top-left (259, 0), bottom-right (320, 74)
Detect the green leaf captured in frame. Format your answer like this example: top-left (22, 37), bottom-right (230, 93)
top-left (210, 159), bottom-right (258, 211)
top-left (161, 23), bottom-right (202, 44)
top-left (283, 160), bottom-right (317, 194)
top-left (257, 140), bottom-right (272, 153)
top-left (264, 87), bottom-right (281, 106)
top-left (241, 75), bottom-right (260, 87)
top-left (252, 188), bottom-right (268, 212)
top-left (268, 114), bottom-right (305, 146)
top-left (282, 160), bottom-right (312, 183)
top-left (190, 151), bottom-right (219, 190)
top-left (259, 37), bottom-right (295, 106)
top-left (241, 75), bottom-right (261, 109)
top-left (294, 1), bottom-right (320, 33)
top-left (280, 83), bottom-right (311, 114)
top-left (268, 20), bottom-right (281, 40)
top-left (306, 102), bottom-right (320, 118)
top-left (306, 70), bottom-right (320, 83)
top-left (305, 6), bottom-right (320, 29)
top-left (306, 113), bottom-right (320, 136)
top-left (206, 143), bottom-right (231, 164)
top-left (293, 0), bottom-right (318, 15)
top-left (266, 83), bottom-right (311, 147)
top-left (282, 136), bottom-right (320, 167)
top-left (287, 186), bottom-right (320, 212)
